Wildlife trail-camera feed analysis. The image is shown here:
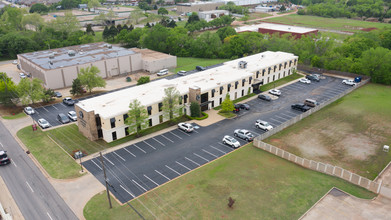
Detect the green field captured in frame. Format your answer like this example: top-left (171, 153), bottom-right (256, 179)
top-left (175, 57), bottom-right (230, 73)
top-left (265, 83), bottom-right (391, 179)
top-left (17, 126), bottom-right (83, 179)
top-left (2, 112), bottom-right (26, 120)
top-left (264, 14), bottom-right (391, 33)
top-left (84, 144), bottom-right (375, 219)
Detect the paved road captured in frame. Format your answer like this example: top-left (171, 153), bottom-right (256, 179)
top-left (0, 121), bottom-right (78, 220)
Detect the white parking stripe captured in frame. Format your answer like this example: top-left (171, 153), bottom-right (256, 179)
top-left (143, 140), bottom-right (156, 150)
top-left (202, 149), bottom-right (218, 158)
top-left (124, 148), bottom-right (136, 157)
top-left (113, 152), bottom-right (125, 161)
top-left (193, 153), bottom-right (209, 162)
top-left (144, 174), bottom-right (159, 186)
top-left (153, 137), bottom-right (166, 146)
top-left (217, 142), bottom-right (235, 150)
top-left (176, 161), bottom-right (191, 171)
top-left (284, 111), bottom-right (298, 117)
top-left (268, 122), bottom-right (277, 127)
top-left (132, 179), bottom-right (147, 192)
top-left (247, 129), bottom-right (261, 136)
top-left (103, 156), bottom-right (115, 166)
top-left (12, 160), bottom-right (17, 167)
top-left (165, 165), bottom-right (181, 175)
top-left (275, 115), bottom-right (289, 121)
top-left (42, 107), bottom-right (49, 112)
top-left (280, 112), bottom-right (294, 118)
top-left (155, 170), bottom-right (170, 181)
top-left (185, 157), bottom-right (200, 166)
top-left (178, 129), bottom-right (191, 136)
top-left (47, 212), bottom-right (53, 220)
top-left (169, 131), bottom-right (183, 140)
top-left (52, 105), bottom-right (58, 110)
top-left (161, 134), bottom-right (174, 143)
top-left (134, 144), bottom-right (146, 153)
top-left (91, 159), bottom-right (103, 170)
top-left (209, 145), bottom-right (228, 154)
top-left (120, 185), bottom-right (135, 198)
top-left (270, 117), bottom-right (284, 124)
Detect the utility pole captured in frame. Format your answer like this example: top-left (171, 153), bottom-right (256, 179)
top-left (100, 152), bottom-right (112, 209)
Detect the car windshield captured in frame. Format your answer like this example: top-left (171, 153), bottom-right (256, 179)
top-left (60, 115), bottom-right (67, 120)
top-left (264, 122), bottom-right (270, 126)
top-left (69, 112), bottom-right (76, 117)
top-left (0, 153), bottom-right (7, 159)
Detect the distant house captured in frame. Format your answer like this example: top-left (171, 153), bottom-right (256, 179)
top-left (198, 10), bottom-right (229, 22)
top-left (79, 4), bottom-right (88, 9)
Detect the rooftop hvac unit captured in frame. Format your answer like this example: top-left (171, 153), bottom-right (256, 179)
top-left (238, 61), bottom-right (247, 69)
top-left (68, 50), bottom-right (76, 56)
top-left (49, 53), bottom-right (55, 59)
top-left (49, 61), bottom-right (53, 65)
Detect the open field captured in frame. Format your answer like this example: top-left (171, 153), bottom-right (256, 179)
top-left (265, 83), bottom-right (391, 180)
top-left (84, 144), bottom-right (375, 220)
top-left (264, 14), bottom-right (391, 33)
top-left (175, 57), bottom-right (229, 72)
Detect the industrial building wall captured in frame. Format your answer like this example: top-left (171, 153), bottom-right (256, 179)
top-left (130, 53), bottom-right (143, 72)
top-left (92, 60), bottom-right (107, 78)
top-left (18, 55), bottom-right (47, 87)
top-left (45, 69), bottom-right (65, 89)
top-left (177, 2), bottom-right (224, 13)
top-left (143, 56), bottom-right (177, 73)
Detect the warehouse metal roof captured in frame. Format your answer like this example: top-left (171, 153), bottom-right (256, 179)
top-left (235, 22), bottom-right (318, 34)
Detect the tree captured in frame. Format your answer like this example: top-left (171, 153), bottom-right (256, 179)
top-left (70, 78), bottom-right (84, 96)
top-left (0, 72), bottom-right (17, 106)
top-left (29, 3), bottom-right (49, 13)
top-left (137, 76), bottom-right (150, 85)
top-left (86, 24), bottom-right (95, 35)
top-left (125, 99), bottom-right (149, 137)
top-left (93, 13), bottom-right (107, 26)
top-left (102, 26), bottom-right (110, 39)
top-left (162, 87), bottom-right (183, 122)
top-left (280, 5), bottom-right (286, 11)
top-left (128, 11), bottom-right (144, 25)
top-left (358, 47), bottom-right (391, 85)
top-left (190, 102), bottom-right (201, 117)
top-left (21, 13), bottom-right (44, 32)
top-left (41, 88), bottom-right (55, 103)
top-left (87, 0), bottom-right (100, 10)
top-left (158, 7), bottom-right (168, 17)
top-left (108, 25), bottom-right (118, 40)
top-left (49, 12), bottom-right (81, 37)
top-left (187, 12), bottom-right (200, 24)
top-left (0, 6), bottom-right (25, 31)
top-left (167, 19), bottom-right (177, 28)
top-left (16, 78), bottom-right (44, 105)
top-left (221, 93), bottom-right (234, 112)
top-left (78, 66), bottom-right (106, 93)
top-left (216, 26), bottom-right (237, 41)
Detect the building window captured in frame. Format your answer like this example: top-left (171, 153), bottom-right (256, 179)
top-left (125, 127), bottom-right (129, 136)
top-left (220, 86), bottom-right (224, 95)
top-left (112, 131), bottom-right (117, 141)
top-left (278, 73), bottom-right (280, 79)
top-left (284, 62), bottom-right (287, 68)
top-left (219, 97), bottom-right (222, 105)
top-left (235, 81), bottom-right (239, 89)
top-left (273, 75), bottom-right (275, 81)
top-left (147, 106), bottom-right (152, 115)
top-left (184, 94), bottom-right (188, 103)
top-left (241, 89), bottom-right (244, 96)
top-left (288, 69), bottom-right (291, 75)
top-left (294, 59), bottom-right (297, 65)
top-left (268, 68), bottom-right (271, 75)
top-left (179, 97), bottom-right (182, 105)
top-left (211, 89), bottom-right (215, 98)
top-left (256, 71), bottom-right (260, 78)
top-left (158, 103), bottom-right (163, 112)
top-left (279, 64), bottom-right (282, 70)
top-left (227, 84), bottom-right (231, 92)
top-left (274, 66), bottom-right (277, 72)
top-left (149, 118), bottom-right (152, 127)
top-left (123, 113), bottom-right (128, 122)
top-left (289, 60), bottom-right (292, 67)
top-left (242, 79), bottom-right (246, 87)
top-left (283, 71), bottom-right (285, 77)
top-left (249, 77), bottom-right (252, 84)
top-left (262, 69), bottom-right (265, 76)
top-left (211, 101), bottom-right (214, 108)
top-left (110, 118), bottom-right (116, 128)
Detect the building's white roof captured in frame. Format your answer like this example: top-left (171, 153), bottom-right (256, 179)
top-left (199, 10), bottom-right (229, 15)
top-left (77, 51), bottom-right (297, 119)
top-left (235, 22), bottom-right (317, 34)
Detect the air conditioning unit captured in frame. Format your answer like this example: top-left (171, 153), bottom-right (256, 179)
top-left (238, 61), bottom-right (247, 69)
top-left (68, 50), bottom-right (76, 56)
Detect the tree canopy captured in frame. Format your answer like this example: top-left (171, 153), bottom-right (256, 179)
top-left (161, 87), bottom-right (183, 121)
top-left (125, 99), bottom-right (149, 136)
top-left (78, 66), bottom-right (106, 93)
top-left (16, 78), bottom-right (44, 105)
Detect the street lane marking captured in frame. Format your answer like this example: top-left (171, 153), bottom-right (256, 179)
top-left (155, 170), bottom-right (170, 181)
top-left (144, 174), bottom-right (159, 186)
top-left (165, 165), bottom-right (181, 176)
top-left (193, 130), bottom-right (199, 133)
top-left (134, 144), bottom-right (146, 153)
top-left (124, 148), bottom-right (136, 157)
top-left (26, 181), bottom-right (34, 193)
top-left (169, 131), bottom-right (183, 140)
top-left (202, 149), bottom-right (218, 158)
top-left (152, 137), bottom-right (165, 146)
top-left (120, 185), bottom-right (135, 198)
top-left (143, 140), bottom-right (156, 150)
top-left (47, 212), bottom-right (53, 220)
top-left (185, 157), bottom-right (200, 166)
top-left (193, 153), bottom-right (209, 162)
top-left (132, 179), bottom-right (147, 192)
top-left (12, 160), bottom-right (17, 167)
top-left (175, 161), bottom-right (191, 171)
top-left (113, 152), bottom-right (125, 161)
top-left (0, 142), bottom-right (3, 150)
top-left (91, 159), bottom-right (103, 170)
top-left (103, 156), bottom-right (115, 166)
top-left (209, 145), bottom-right (227, 154)
top-left (161, 134), bottom-right (174, 143)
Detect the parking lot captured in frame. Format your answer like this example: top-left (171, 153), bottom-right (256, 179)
top-left (83, 75), bottom-right (355, 203)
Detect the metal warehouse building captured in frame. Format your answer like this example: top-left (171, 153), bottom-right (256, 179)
top-left (75, 51), bottom-right (298, 143)
top-left (236, 22), bottom-right (318, 39)
top-left (17, 43), bottom-right (176, 89)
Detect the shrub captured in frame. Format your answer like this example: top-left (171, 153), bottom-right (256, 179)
top-left (137, 76), bottom-right (150, 85)
top-left (190, 102), bottom-right (201, 117)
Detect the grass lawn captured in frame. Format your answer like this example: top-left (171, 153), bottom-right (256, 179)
top-left (84, 144), bottom-right (375, 220)
top-left (2, 112), bottom-right (26, 120)
top-left (218, 111), bottom-right (236, 118)
top-left (17, 126), bottom-right (83, 179)
top-left (246, 12), bottom-right (272, 20)
top-left (318, 31), bottom-right (349, 41)
top-left (175, 57), bottom-right (230, 73)
top-left (93, 31), bottom-right (103, 42)
top-left (259, 72), bottom-right (302, 91)
top-left (264, 14), bottom-right (391, 33)
top-left (264, 83), bottom-right (391, 180)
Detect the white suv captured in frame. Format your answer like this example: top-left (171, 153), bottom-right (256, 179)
top-left (342, 79), bottom-right (356, 86)
top-left (178, 123), bottom-right (194, 133)
top-left (157, 69), bottom-right (169, 76)
top-left (222, 135), bottom-right (240, 148)
top-left (255, 120), bottom-right (273, 131)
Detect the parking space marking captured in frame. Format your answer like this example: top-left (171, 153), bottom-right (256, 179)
top-left (175, 161), bottom-right (191, 171)
top-left (193, 153), bottom-right (209, 162)
top-left (133, 144), bottom-right (146, 153)
top-left (143, 140), bottom-right (156, 150)
top-left (152, 137), bottom-right (166, 146)
top-left (284, 111), bottom-right (299, 117)
top-left (155, 170), bottom-right (170, 181)
top-left (185, 157), bottom-right (200, 166)
top-left (247, 129), bottom-right (261, 136)
top-left (217, 142), bottom-right (235, 151)
top-left (132, 179), bottom-right (147, 192)
top-left (193, 130), bottom-right (199, 133)
top-left (91, 160), bottom-right (103, 170)
top-left (275, 115), bottom-right (289, 121)
top-left (165, 165), bottom-right (181, 175)
top-left (60, 103), bottom-right (68, 107)
top-left (269, 117), bottom-right (284, 124)
top-left (42, 107), bottom-right (49, 112)
top-left (280, 112), bottom-right (294, 118)
top-left (169, 131), bottom-right (183, 140)
top-left (161, 134), bottom-right (174, 143)
top-left (268, 121), bottom-right (277, 127)
top-left (202, 149), bottom-right (218, 158)
top-left (113, 152), bottom-right (126, 161)
top-left (52, 105), bottom-right (58, 110)
top-left (124, 148), bottom-right (136, 157)
top-left (120, 185), bottom-right (135, 198)
top-left (103, 155), bottom-right (115, 166)
top-left (178, 129), bottom-right (191, 136)
top-left (209, 145), bottom-right (228, 154)
top-left (144, 174), bottom-right (159, 186)
top-left (26, 181), bottom-right (34, 193)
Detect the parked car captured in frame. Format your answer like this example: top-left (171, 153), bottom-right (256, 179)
top-left (222, 135), bottom-right (240, 148)
top-left (299, 78), bottom-right (311, 84)
top-left (269, 89), bottom-right (281, 96)
top-left (238, 103), bottom-right (250, 110)
top-left (196, 66), bottom-right (206, 71)
top-left (57, 113), bottom-right (70, 124)
top-left (234, 129), bottom-right (254, 142)
top-left (24, 106), bottom-right (35, 115)
top-left (291, 103), bottom-right (311, 112)
top-left (342, 79), bottom-right (356, 86)
top-left (67, 111), bottom-right (77, 121)
top-left (178, 122), bottom-right (194, 133)
top-left (63, 97), bottom-right (75, 106)
top-left (177, 70), bottom-right (187, 76)
top-left (255, 120), bottom-right (273, 131)
top-left (233, 104), bottom-right (240, 113)
top-left (12, 60), bottom-right (18, 65)
top-left (304, 99), bottom-right (319, 107)
top-left (157, 69), bottom-right (169, 76)
top-left (258, 94), bottom-right (272, 101)
top-left (354, 76), bottom-right (362, 83)
top-left (0, 151), bottom-right (11, 166)
top-left (54, 91), bottom-right (62, 98)
top-left (306, 75), bottom-right (319, 82)
top-left (37, 118), bottom-right (51, 129)
top-left (19, 73), bottom-right (26, 79)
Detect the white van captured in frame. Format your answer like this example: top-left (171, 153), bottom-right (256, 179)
top-left (157, 69), bottom-right (169, 76)
top-left (304, 99), bottom-right (318, 107)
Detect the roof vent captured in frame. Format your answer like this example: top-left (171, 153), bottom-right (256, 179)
top-left (107, 44), bottom-right (112, 49)
top-left (238, 61), bottom-right (247, 69)
top-left (49, 61), bottom-right (53, 65)
top-left (68, 50), bottom-right (76, 56)
top-left (49, 53), bottom-right (55, 59)
top-left (79, 51), bottom-right (84, 55)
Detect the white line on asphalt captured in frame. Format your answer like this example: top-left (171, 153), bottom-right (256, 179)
top-left (155, 170), bottom-right (170, 181)
top-left (193, 130), bottom-right (199, 133)
top-left (144, 174), bottom-right (159, 186)
top-left (169, 131), bottom-right (183, 140)
top-left (193, 153), bottom-right (209, 162)
top-left (280, 112), bottom-right (294, 118)
top-left (247, 129), bottom-right (261, 136)
top-left (113, 152), bottom-right (125, 161)
top-left (217, 142), bottom-right (235, 151)
top-left (133, 144), bottom-right (146, 153)
top-left (177, 129), bottom-right (191, 136)
top-left (132, 179), bottom-right (147, 192)
top-left (0, 142), bottom-right (3, 150)
top-left (275, 115), bottom-right (288, 121)
top-left (60, 103), bottom-right (67, 107)
top-left (268, 122), bottom-right (277, 127)
top-left (175, 161), bottom-right (191, 171)
top-left (12, 160), bottom-right (17, 167)
top-left (91, 159), bottom-right (103, 170)
top-left (185, 157), bottom-right (200, 166)
top-left (165, 165), bottom-right (181, 176)
top-left (52, 105), bottom-right (58, 110)
top-left (26, 181), bottom-right (34, 193)
top-left (124, 148), bottom-right (136, 157)
top-left (269, 117), bottom-right (284, 124)
top-left (202, 149), bottom-right (218, 158)
top-left (47, 212), bottom-right (53, 220)
top-left (209, 145), bottom-right (227, 154)
top-left (161, 134), bottom-right (174, 143)
top-left (42, 107), bottom-right (49, 112)
top-left (143, 140), bottom-right (156, 150)
top-left (284, 111), bottom-right (298, 117)
top-left (103, 156), bottom-right (115, 166)
top-left (152, 137), bottom-right (165, 146)
top-left (120, 185), bottom-right (135, 198)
